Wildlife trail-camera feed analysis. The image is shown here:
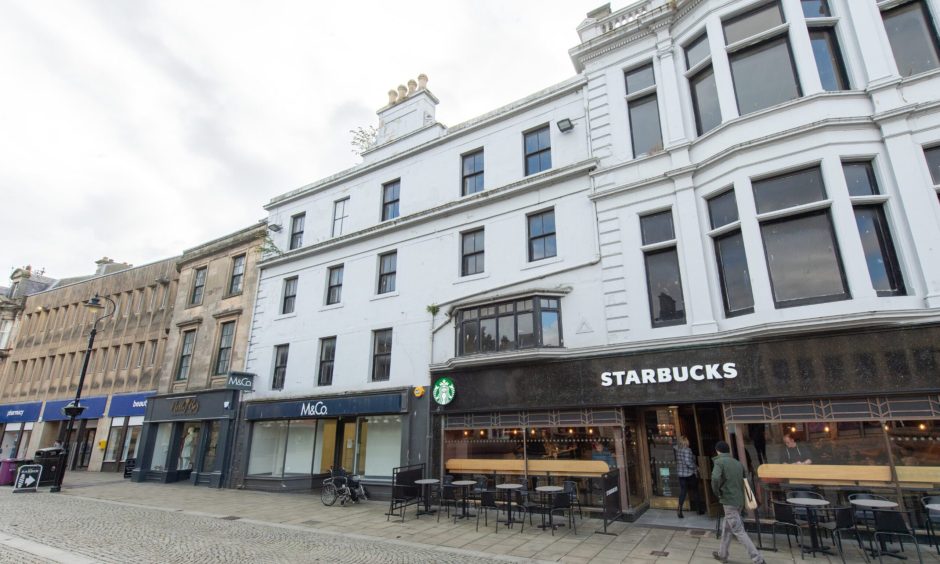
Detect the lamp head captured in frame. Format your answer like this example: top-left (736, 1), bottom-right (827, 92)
top-left (83, 295), bottom-right (105, 310)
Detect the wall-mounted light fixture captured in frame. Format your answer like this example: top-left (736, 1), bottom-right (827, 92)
top-left (267, 224), bottom-right (282, 232)
top-left (556, 118), bottom-right (574, 133)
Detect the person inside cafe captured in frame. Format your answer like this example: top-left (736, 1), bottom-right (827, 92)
top-left (781, 433), bottom-right (812, 464)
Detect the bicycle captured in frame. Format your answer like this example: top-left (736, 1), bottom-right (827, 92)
top-left (321, 466), bottom-right (368, 506)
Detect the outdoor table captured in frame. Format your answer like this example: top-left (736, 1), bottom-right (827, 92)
top-left (849, 499), bottom-right (903, 559)
top-left (787, 497), bottom-right (832, 555)
top-left (452, 480), bottom-right (477, 520)
top-left (926, 504), bottom-right (940, 512)
top-left (496, 483), bottom-right (523, 528)
top-left (536, 485), bottom-right (564, 530)
top-left (414, 478), bottom-right (439, 517)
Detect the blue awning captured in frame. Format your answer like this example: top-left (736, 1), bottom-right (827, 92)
top-left (0, 401), bottom-right (43, 423)
top-left (42, 396), bottom-right (108, 421)
top-left (107, 391), bottom-right (156, 417)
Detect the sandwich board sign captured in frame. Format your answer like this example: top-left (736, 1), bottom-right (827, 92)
top-left (12, 465), bottom-right (42, 493)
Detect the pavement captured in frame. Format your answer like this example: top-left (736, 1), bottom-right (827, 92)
top-left (0, 471), bottom-right (936, 563)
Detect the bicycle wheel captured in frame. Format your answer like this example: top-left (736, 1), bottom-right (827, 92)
top-left (321, 483), bottom-right (338, 506)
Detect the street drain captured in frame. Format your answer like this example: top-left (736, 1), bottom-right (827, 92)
top-left (220, 516), bottom-right (242, 521)
top-left (650, 551), bottom-right (669, 557)
top-left (689, 530), bottom-right (708, 537)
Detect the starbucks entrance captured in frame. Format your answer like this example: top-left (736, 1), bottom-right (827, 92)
top-left (637, 403), bottom-right (724, 514)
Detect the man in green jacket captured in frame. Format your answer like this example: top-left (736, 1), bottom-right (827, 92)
top-left (711, 441), bottom-right (765, 563)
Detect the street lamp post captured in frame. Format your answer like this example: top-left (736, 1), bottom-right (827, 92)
top-left (50, 294), bottom-right (115, 493)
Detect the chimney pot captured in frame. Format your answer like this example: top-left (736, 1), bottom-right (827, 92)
top-left (407, 79), bottom-right (417, 95)
top-left (387, 89), bottom-right (398, 105)
top-left (397, 84), bottom-right (408, 99)
top-left (417, 74), bottom-right (428, 89)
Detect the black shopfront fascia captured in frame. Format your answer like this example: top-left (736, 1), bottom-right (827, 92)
top-left (132, 388), bottom-right (240, 488)
top-left (433, 323), bottom-right (940, 414)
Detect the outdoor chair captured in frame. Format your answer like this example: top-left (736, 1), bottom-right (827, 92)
top-left (513, 489), bottom-right (541, 533)
top-left (437, 484), bottom-right (459, 523)
top-left (771, 500), bottom-right (808, 559)
top-left (549, 491), bottom-right (577, 536)
top-left (563, 480), bottom-right (583, 519)
top-left (476, 490), bottom-right (500, 533)
top-left (787, 490), bottom-right (826, 522)
top-left (471, 476), bottom-right (487, 500)
top-left (443, 474), bottom-right (454, 485)
top-left (818, 506), bottom-right (869, 564)
top-left (922, 496), bottom-right (940, 554)
top-left (872, 510), bottom-right (923, 564)
top-left (849, 493), bottom-right (891, 530)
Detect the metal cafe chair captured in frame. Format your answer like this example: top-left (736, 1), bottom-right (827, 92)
top-left (849, 492), bottom-right (892, 551)
top-left (549, 491), bottom-right (577, 536)
top-left (922, 495), bottom-right (940, 554)
top-left (476, 490), bottom-right (500, 533)
top-left (771, 500), bottom-right (808, 559)
top-left (818, 506), bottom-right (870, 564)
top-left (872, 510), bottom-right (923, 564)
top-left (563, 480), bottom-right (583, 519)
top-left (513, 489), bottom-right (541, 533)
top-left (436, 484), bottom-right (459, 523)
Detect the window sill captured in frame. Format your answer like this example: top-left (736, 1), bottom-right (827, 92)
top-left (274, 313), bottom-right (298, 321)
top-left (520, 255), bottom-right (562, 271)
top-left (371, 291), bottom-right (399, 302)
top-left (453, 272), bottom-right (490, 285)
top-left (223, 291), bottom-right (243, 300)
top-left (319, 303), bottom-right (343, 312)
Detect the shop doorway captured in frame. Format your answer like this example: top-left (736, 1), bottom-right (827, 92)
top-left (641, 403), bottom-right (724, 514)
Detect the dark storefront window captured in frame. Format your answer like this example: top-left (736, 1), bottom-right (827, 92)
top-left (457, 296), bottom-right (561, 356)
top-left (888, 420), bottom-right (940, 467)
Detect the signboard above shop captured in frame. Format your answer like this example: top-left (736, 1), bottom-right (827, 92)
top-left (226, 371), bottom-right (256, 391)
top-left (42, 396), bottom-right (107, 421)
top-left (0, 401), bottom-right (42, 424)
top-left (245, 392), bottom-right (405, 421)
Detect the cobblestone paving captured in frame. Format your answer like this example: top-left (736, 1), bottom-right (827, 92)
top-left (0, 542), bottom-right (54, 564)
top-left (0, 494), bottom-right (521, 563)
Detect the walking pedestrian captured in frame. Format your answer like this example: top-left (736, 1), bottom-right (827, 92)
top-left (711, 441), bottom-right (765, 564)
top-left (674, 436), bottom-right (703, 518)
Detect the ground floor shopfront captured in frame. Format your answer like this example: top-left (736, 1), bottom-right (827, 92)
top-left (432, 323), bottom-right (940, 519)
top-left (132, 389), bottom-right (239, 487)
top-left (231, 388), bottom-right (429, 500)
top-left (0, 401), bottom-right (42, 460)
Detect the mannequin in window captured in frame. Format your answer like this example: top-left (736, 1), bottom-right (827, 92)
top-left (180, 428), bottom-right (197, 470)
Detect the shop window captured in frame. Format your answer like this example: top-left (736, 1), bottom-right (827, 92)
top-left (123, 417), bottom-right (143, 460)
top-left (625, 63), bottom-right (663, 156)
top-left (523, 125), bottom-right (551, 176)
top-left (686, 32), bottom-right (721, 135)
top-left (707, 190), bottom-right (754, 316)
top-left (151, 422), bottom-right (173, 472)
top-left (201, 421), bottom-right (220, 472)
top-left (318, 337), bottom-right (336, 386)
top-left (176, 331), bottom-right (196, 381)
top-left (750, 422), bottom-right (889, 467)
top-left (456, 296), bottom-right (561, 356)
top-left (462, 149), bottom-right (484, 196)
top-left (461, 228), bottom-right (485, 276)
top-left (881, 0), bottom-right (940, 77)
top-left (724, 2), bottom-right (801, 115)
top-left (753, 166), bottom-right (848, 308)
top-left (272, 344), bottom-right (289, 390)
top-left (313, 419), bottom-right (337, 474)
top-left (178, 423), bottom-right (201, 471)
top-left (190, 267), bottom-right (207, 306)
top-left (640, 210), bottom-right (686, 327)
top-left (228, 255), bottom-right (246, 295)
top-left (104, 418), bottom-right (127, 462)
top-left (247, 419), bottom-right (321, 478)
top-left (372, 329), bottom-right (392, 381)
top-left (326, 265), bottom-right (343, 305)
top-left (527, 209), bottom-right (557, 262)
top-left (382, 179), bottom-right (400, 221)
top-left (289, 213), bottom-right (305, 250)
top-left (214, 321), bottom-right (236, 375)
top-left (356, 416), bottom-right (402, 477)
top-left (888, 420), bottom-right (940, 466)
top-left (842, 161), bottom-right (905, 296)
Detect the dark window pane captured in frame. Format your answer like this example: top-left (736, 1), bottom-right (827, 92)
top-left (690, 66), bottom-right (721, 135)
top-left (497, 316), bottom-right (515, 351)
top-left (730, 37), bottom-right (800, 115)
top-left (480, 318), bottom-right (497, 352)
top-left (708, 190), bottom-right (739, 229)
top-left (801, 0), bottom-right (830, 18)
top-left (925, 146), bottom-right (940, 185)
top-left (645, 248), bottom-right (686, 327)
top-left (882, 1), bottom-right (940, 77)
top-left (541, 311), bottom-right (560, 346)
top-left (810, 28), bottom-right (848, 91)
top-left (715, 231), bottom-right (755, 316)
top-left (629, 94), bottom-right (663, 157)
top-left (289, 214), bottom-right (304, 250)
top-left (372, 329), bottom-right (392, 381)
top-left (462, 151), bottom-right (484, 196)
top-left (761, 211), bottom-right (848, 306)
top-left (854, 206), bottom-right (905, 296)
top-left (372, 355), bottom-right (390, 381)
top-left (842, 162), bottom-right (879, 196)
top-left (640, 210), bottom-right (675, 245)
top-left (753, 167), bottom-right (826, 213)
top-left (524, 127), bottom-right (551, 175)
top-left (517, 313), bottom-right (535, 348)
top-left (528, 210), bottom-right (557, 261)
top-left (625, 64), bottom-right (655, 94)
top-left (685, 33), bottom-right (711, 68)
top-left (462, 321), bottom-right (479, 354)
top-left (724, 2), bottom-right (785, 45)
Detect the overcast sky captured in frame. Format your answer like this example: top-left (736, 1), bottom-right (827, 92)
top-left (0, 0), bottom-right (618, 280)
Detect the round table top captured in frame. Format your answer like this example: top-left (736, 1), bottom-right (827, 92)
top-left (926, 504), bottom-right (940, 512)
top-left (850, 499), bottom-right (898, 508)
top-left (496, 483), bottom-right (524, 490)
top-left (452, 480), bottom-right (477, 486)
top-left (414, 479), bottom-right (439, 485)
top-left (787, 498), bottom-right (830, 506)
top-left (535, 485), bottom-right (564, 493)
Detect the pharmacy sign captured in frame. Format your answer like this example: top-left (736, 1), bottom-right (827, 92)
top-left (432, 377), bottom-right (456, 405)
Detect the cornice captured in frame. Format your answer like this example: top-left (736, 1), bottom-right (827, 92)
top-left (259, 158), bottom-right (597, 269)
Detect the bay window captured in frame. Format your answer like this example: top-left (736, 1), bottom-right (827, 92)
top-left (457, 296), bottom-right (562, 356)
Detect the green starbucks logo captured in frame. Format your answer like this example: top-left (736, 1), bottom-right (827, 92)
top-left (433, 377), bottom-right (456, 405)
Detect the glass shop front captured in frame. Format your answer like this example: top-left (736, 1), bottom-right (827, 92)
top-left (0, 401), bottom-right (42, 460)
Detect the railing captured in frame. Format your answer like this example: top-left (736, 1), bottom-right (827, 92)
top-left (577, 0), bottom-right (674, 43)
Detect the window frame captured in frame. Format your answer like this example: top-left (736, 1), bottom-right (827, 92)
top-left (460, 228), bottom-right (485, 277)
top-left (228, 254), bottom-right (246, 296)
top-left (640, 209), bottom-right (687, 328)
top-left (371, 329), bottom-right (392, 382)
top-left (332, 198), bottom-right (349, 237)
top-left (523, 125), bottom-right (552, 176)
top-left (381, 179), bottom-right (400, 221)
top-left (176, 330), bottom-right (196, 381)
top-left (272, 344), bottom-right (289, 390)
top-left (326, 265), bottom-right (344, 305)
top-left (456, 295), bottom-right (563, 356)
top-left (189, 267), bottom-right (207, 306)
top-left (214, 321), bottom-right (237, 375)
top-left (289, 213), bottom-right (305, 250)
top-left (461, 149), bottom-right (485, 196)
top-left (706, 189), bottom-right (755, 317)
top-left (377, 251), bottom-right (397, 295)
top-left (624, 62), bottom-right (663, 157)
top-left (527, 208), bottom-right (557, 262)
top-left (318, 336), bottom-right (336, 386)
top-left (880, 0), bottom-right (940, 78)
top-left (281, 277), bottom-right (298, 315)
